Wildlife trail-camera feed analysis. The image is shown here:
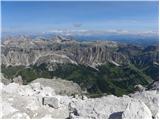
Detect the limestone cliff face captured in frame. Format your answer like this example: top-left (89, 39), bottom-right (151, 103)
top-left (1, 36), bottom-right (158, 78)
top-left (1, 36), bottom-right (128, 67)
top-left (67, 44), bottom-right (127, 66)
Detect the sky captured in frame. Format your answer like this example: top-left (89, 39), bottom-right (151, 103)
top-left (1, 1), bottom-right (159, 34)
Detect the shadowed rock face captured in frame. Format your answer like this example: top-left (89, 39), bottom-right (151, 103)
top-left (147, 81), bottom-right (159, 90)
top-left (109, 112), bottom-right (123, 119)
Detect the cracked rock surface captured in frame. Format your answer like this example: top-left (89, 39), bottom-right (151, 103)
top-left (0, 77), bottom-right (159, 119)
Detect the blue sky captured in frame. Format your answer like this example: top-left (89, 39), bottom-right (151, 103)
top-left (2, 1), bottom-right (159, 33)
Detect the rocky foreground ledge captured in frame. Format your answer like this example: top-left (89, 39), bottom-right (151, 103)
top-left (0, 79), bottom-right (159, 119)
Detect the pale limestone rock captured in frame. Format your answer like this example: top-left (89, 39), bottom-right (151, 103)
top-left (17, 85), bottom-right (35, 96)
top-left (0, 82), bottom-right (4, 91)
top-left (42, 95), bottom-right (72, 109)
top-left (11, 112), bottom-right (30, 119)
top-left (13, 76), bottom-right (23, 85)
top-left (59, 95), bottom-right (73, 106)
top-left (1, 101), bottom-right (18, 118)
top-left (69, 94), bottom-right (157, 119)
top-left (69, 95), bottom-right (133, 119)
top-left (130, 90), bottom-right (159, 118)
top-left (31, 78), bottom-right (81, 95)
top-left (122, 100), bottom-right (152, 119)
top-left (1, 82), bottom-right (69, 119)
top-left (17, 83), bottom-right (55, 97)
top-left (25, 96), bottom-right (42, 111)
top-left (2, 83), bottom-right (20, 94)
top-left (43, 96), bottom-right (61, 109)
top-left (30, 82), bottom-right (42, 92)
top-left (40, 86), bottom-right (55, 97)
top-left (0, 79), bottom-right (158, 119)
top-left (41, 114), bottom-right (53, 118)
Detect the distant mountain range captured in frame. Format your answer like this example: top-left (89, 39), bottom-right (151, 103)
top-left (1, 34), bottom-right (159, 96)
top-left (2, 30), bottom-right (158, 46)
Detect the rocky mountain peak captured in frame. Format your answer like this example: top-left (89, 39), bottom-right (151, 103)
top-left (53, 35), bottom-right (74, 43)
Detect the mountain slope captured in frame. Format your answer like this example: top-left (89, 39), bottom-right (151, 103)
top-left (1, 35), bottom-right (158, 96)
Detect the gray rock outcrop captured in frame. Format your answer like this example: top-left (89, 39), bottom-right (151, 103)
top-left (130, 90), bottom-right (159, 118)
top-left (31, 78), bottom-right (81, 95)
top-left (122, 100), bottom-right (152, 119)
top-left (68, 94), bottom-right (157, 119)
top-left (0, 78), bottom-right (159, 119)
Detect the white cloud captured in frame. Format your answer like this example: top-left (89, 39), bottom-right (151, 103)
top-left (46, 29), bottom-right (158, 36)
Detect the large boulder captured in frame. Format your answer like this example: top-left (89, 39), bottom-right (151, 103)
top-left (69, 95), bottom-right (141, 119)
top-left (69, 92), bottom-right (159, 119)
top-left (43, 96), bottom-right (61, 109)
top-left (31, 78), bottom-right (81, 95)
top-left (130, 90), bottom-right (159, 118)
top-left (122, 100), bottom-right (152, 119)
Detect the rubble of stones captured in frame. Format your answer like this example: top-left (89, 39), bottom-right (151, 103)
top-left (0, 75), bottom-right (159, 119)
